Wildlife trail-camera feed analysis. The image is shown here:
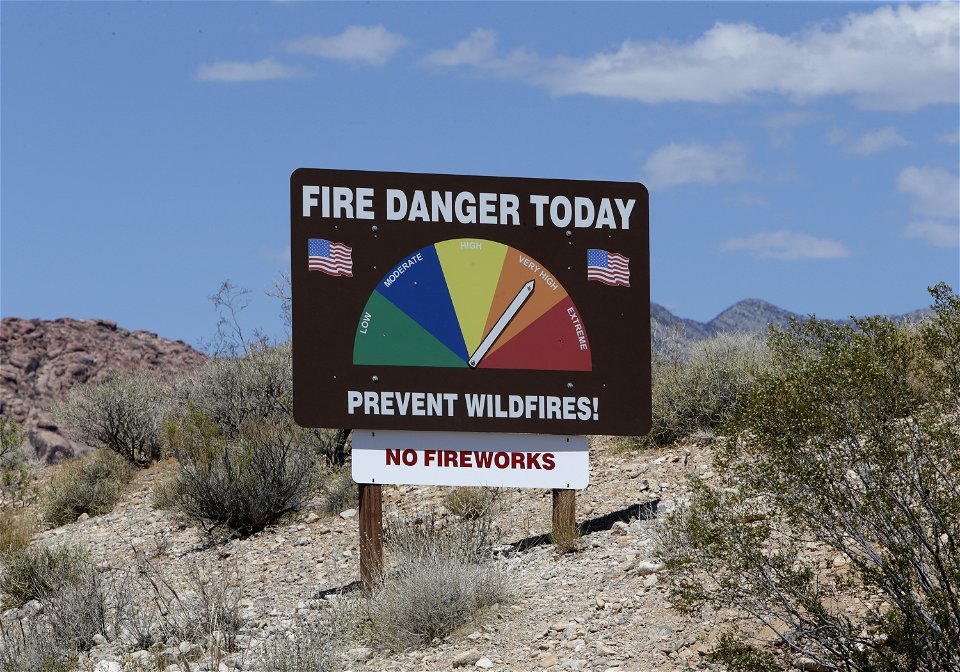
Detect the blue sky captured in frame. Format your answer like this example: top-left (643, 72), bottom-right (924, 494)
top-left (2, 2), bottom-right (958, 348)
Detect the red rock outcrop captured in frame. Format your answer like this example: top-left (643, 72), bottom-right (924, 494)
top-left (0, 317), bottom-right (205, 462)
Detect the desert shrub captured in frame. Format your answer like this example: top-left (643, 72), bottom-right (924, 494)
top-left (365, 509), bottom-right (510, 649)
top-left (164, 404), bottom-right (318, 536)
top-left (264, 617), bottom-right (343, 672)
top-left (176, 342), bottom-right (291, 439)
top-left (123, 553), bottom-right (243, 659)
top-left (0, 544), bottom-right (88, 607)
top-left (639, 332), bottom-right (770, 447)
top-left (445, 487), bottom-right (500, 520)
top-left (176, 343), bottom-right (351, 468)
top-left (0, 619), bottom-right (77, 672)
top-left (43, 449), bottom-right (133, 526)
top-left (320, 471), bottom-right (357, 515)
top-left (659, 283), bottom-right (960, 671)
top-left (41, 559), bottom-right (110, 651)
top-left (706, 630), bottom-right (779, 672)
top-left (55, 371), bottom-right (167, 466)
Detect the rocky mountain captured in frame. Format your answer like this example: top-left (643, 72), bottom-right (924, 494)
top-left (650, 299), bottom-right (931, 351)
top-left (0, 317), bottom-right (205, 462)
top-left (704, 298), bottom-right (798, 334)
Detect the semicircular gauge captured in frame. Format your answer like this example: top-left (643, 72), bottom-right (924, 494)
top-left (353, 239), bottom-right (591, 371)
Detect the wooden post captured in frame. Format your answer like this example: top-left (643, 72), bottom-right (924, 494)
top-left (358, 483), bottom-right (383, 593)
top-left (551, 488), bottom-right (577, 549)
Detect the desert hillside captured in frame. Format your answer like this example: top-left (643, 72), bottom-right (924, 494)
top-left (21, 439), bottom-right (755, 672)
top-left (1, 291), bottom-right (954, 672)
top-left (0, 318), bottom-right (205, 462)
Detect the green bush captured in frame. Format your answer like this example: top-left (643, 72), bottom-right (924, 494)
top-left (55, 371), bottom-right (167, 466)
top-left (164, 404), bottom-right (318, 537)
top-left (659, 283), bottom-right (960, 671)
top-left (706, 630), bottom-right (779, 672)
top-left (43, 450), bottom-right (133, 527)
top-left (0, 419), bottom-right (25, 467)
top-left (638, 332), bottom-right (770, 447)
top-left (0, 419), bottom-right (32, 508)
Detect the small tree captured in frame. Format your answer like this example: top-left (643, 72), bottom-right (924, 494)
top-left (55, 371), bottom-right (167, 466)
top-left (659, 283), bottom-right (960, 671)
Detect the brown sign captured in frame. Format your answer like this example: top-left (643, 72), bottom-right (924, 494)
top-left (291, 169), bottom-right (650, 436)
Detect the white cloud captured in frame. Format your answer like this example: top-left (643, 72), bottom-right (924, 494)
top-left (902, 220), bottom-right (960, 247)
top-left (431, 4), bottom-right (958, 110)
top-left (765, 110), bottom-right (824, 129)
top-left (721, 229), bottom-right (851, 260)
top-left (846, 127), bottom-right (911, 155)
top-left (825, 128), bottom-right (847, 146)
top-left (425, 29), bottom-right (497, 67)
top-left (939, 128), bottom-right (960, 144)
top-left (196, 58), bottom-right (301, 82)
top-left (897, 166), bottom-right (960, 219)
top-left (643, 142), bottom-right (747, 189)
top-left (286, 25), bottom-right (406, 66)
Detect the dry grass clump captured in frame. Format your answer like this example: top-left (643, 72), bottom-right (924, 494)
top-left (264, 616), bottom-right (345, 672)
top-left (130, 555), bottom-right (244, 654)
top-left (0, 619), bottom-right (78, 672)
top-left (444, 487), bottom-right (500, 520)
top-left (0, 542), bottom-right (110, 667)
top-left (43, 449), bottom-right (133, 527)
top-left (0, 510), bottom-right (35, 558)
top-left (364, 509), bottom-right (511, 650)
top-left (0, 544), bottom-right (89, 607)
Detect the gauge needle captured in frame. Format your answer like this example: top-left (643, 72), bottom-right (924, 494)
top-left (469, 280), bottom-right (535, 368)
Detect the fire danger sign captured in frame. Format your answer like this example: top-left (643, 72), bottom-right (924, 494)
top-left (291, 169), bottom-right (650, 436)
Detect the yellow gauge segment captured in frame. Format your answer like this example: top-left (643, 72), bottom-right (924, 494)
top-left (435, 239), bottom-right (508, 355)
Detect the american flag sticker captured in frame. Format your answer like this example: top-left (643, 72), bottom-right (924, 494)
top-left (308, 239), bottom-right (353, 277)
top-left (587, 249), bottom-right (630, 287)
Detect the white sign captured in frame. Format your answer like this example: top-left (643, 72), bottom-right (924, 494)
top-left (352, 430), bottom-right (589, 489)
